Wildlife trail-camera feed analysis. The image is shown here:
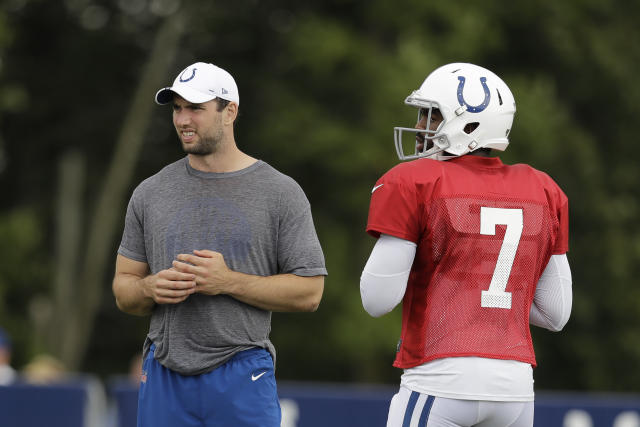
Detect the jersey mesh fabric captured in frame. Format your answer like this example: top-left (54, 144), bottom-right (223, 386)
top-left (366, 156), bottom-right (568, 369)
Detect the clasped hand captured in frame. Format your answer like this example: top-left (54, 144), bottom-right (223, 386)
top-left (142, 250), bottom-right (232, 305)
top-left (172, 249), bottom-right (233, 296)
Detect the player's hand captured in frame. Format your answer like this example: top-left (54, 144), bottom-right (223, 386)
top-left (143, 268), bottom-right (196, 304)
top-left (173, 250), bottom-right (233, 296)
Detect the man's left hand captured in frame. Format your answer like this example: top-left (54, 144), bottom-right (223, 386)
top-left (173, 250), bottom-right (234, 296)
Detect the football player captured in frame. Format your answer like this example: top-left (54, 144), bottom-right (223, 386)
top-left (361, 63), bottom-right (572, 427)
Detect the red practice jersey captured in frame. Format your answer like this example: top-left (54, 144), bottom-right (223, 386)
top-left (366, 155), bottom-right (569, 369)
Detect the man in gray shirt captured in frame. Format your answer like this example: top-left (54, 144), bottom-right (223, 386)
top-left (112, 61), bottom-right (327, 427)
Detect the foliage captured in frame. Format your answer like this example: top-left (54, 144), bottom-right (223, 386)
top-left (0, 208), bottom-right (50, 364)
top-left (0, 0), bottom-right (639, 392)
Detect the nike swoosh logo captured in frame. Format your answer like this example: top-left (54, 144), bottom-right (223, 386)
top-left (371, 184), bottom-right (384, 193)
top-left (251, 372), bottom-right (267, 381)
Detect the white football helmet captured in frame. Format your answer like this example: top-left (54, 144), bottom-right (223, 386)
top-left (394, 63), bottom-right (516, 161)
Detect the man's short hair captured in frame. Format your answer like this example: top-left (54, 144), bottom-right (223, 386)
top-left (215, 98), bottom-right (230, 112)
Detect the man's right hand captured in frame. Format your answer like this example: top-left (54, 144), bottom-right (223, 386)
top-left (113, 255), bottom-right (196, 316)
top-left (142, 268), bottom-right (197, 305)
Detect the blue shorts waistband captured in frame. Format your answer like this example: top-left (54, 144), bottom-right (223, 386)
top-left (231, 347), bottom-right (269, 361)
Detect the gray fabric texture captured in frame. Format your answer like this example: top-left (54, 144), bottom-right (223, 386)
top-left (118, 157), bottom-right (327, 375)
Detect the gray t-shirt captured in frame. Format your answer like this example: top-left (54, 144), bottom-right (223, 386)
top-left (118, 157), bottom-right (327, 375)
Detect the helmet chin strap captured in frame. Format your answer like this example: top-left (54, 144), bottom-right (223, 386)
top-left (420, 134), bottom-right (483, 161)
top-left (418, 140), bottom-right (446, 159)
top-left (433, 152), bottom-right (459, 161)
top-left (419, 134), bottom-right (454, 160)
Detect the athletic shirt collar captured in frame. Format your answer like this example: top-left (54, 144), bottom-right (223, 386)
top-left (448, 155), bottom-right (504, 169)
top-left (183, 157), bottom-right (264, 179)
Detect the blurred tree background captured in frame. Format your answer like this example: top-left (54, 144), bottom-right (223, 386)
top-left (0, 0), bottom-right (638, 393)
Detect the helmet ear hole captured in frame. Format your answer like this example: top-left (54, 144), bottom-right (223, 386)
top-left (464, 122), bottom-right (479, 134)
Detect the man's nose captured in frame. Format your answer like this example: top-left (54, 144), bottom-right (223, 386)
top-left (416, 116), bottom-right (428, 130)
top-left (174, 110), bottom-right (191, 126)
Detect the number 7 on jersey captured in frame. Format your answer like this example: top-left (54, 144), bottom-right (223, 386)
top-left (480, 207), bottom-right (523, 309)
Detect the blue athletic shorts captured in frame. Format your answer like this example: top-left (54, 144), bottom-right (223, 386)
top-left (137, 344), bottom-right (281, 427)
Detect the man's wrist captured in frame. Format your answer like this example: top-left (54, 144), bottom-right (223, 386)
top-left (224, 270), bottom-right (253, 297)
top-left (138, 275), bottom-right (153, 300)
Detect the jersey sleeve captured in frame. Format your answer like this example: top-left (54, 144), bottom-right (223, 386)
top-left (366, 171), bottom-right (422, 243)
top-left (553, 188), bottom-right (569, 254)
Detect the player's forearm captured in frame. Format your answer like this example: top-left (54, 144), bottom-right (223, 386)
top-left (223, 273), bottom-right (324, 312)
top-left (113, 273), bottom-right (155, 316)
top-left (529, 254), bottom-right (572, 331)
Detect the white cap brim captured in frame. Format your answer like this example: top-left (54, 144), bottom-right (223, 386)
top-left (154, 86), bottom-right (217, 105)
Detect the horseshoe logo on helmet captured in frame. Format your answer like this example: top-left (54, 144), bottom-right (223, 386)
top-left (457, 76), bottom-right (491, 113)
top-left (179, 67), bottom-right (197, 82)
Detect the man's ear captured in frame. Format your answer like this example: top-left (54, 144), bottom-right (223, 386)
top-left (224, 102), bottom-right (238, 125)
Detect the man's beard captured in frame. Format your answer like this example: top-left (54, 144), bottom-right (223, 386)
top-left (181, 130), bottom-right (223, 155)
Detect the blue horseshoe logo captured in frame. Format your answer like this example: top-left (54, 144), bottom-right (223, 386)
top-left (457, 76), bottom-right (491, 113)
top-left (179, 67), bottom-right (197, 82)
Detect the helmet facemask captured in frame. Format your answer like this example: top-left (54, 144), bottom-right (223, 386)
top-left (393, 95), bottom-right (452, 161)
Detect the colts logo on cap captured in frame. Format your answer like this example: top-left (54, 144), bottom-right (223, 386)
top-left (457, 76), bottom-right (491, 113)
top-left (179, 67), bottom-right (197, 82)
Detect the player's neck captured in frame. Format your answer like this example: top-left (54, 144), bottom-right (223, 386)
top-left (468, 148), bottom-right (492, 157)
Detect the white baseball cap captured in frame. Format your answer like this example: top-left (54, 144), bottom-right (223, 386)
top-left (155, 62), bottom-right (239, 105)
